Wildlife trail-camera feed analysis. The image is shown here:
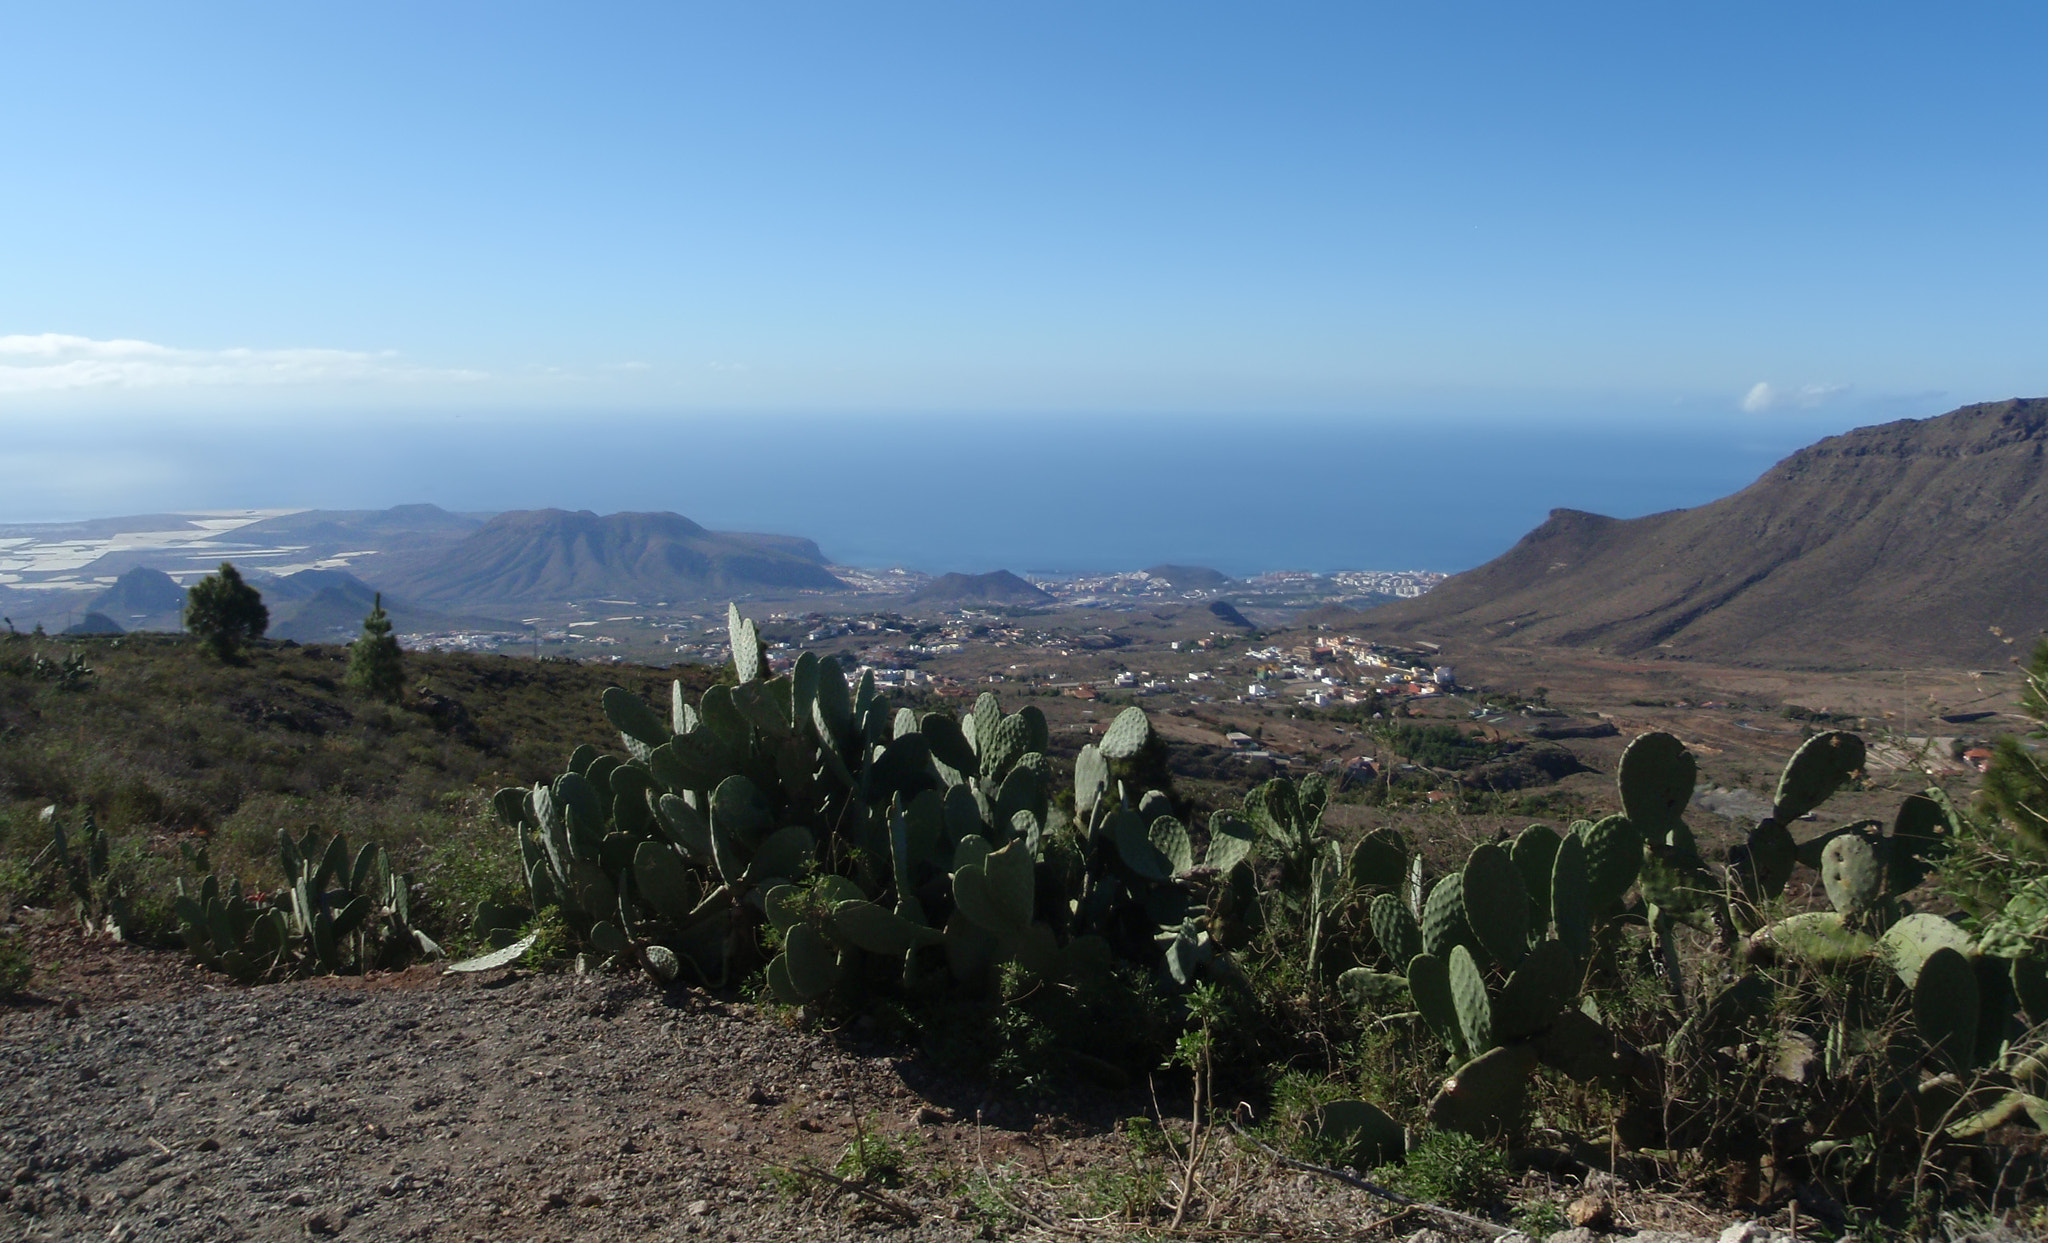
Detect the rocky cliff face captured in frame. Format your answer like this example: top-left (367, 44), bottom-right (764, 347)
top-left (1357, 398), bottom-right (2048, 666)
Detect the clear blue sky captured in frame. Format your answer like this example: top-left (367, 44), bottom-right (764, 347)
top-left (3, 3), bottom-right (2046, 540)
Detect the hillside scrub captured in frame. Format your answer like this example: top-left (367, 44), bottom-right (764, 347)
top-left (7, 620), bottom-right (2048, 1237)
top-left (0, 630), bottom-right (713, 949)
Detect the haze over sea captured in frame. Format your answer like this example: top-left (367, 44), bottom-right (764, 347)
top-left (1, 403), bottom-right (1876, 579)
top-left (7, 8), bottom-right (2044, 579)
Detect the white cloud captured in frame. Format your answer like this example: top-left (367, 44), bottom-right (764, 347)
top-left (0, 333), bottom-right (485, 394)
top-left (1740, 380), bottom-right (1850, 413)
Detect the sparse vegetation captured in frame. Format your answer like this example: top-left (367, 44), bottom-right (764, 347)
top-left (6, 606), bottom-right (2045, 1235)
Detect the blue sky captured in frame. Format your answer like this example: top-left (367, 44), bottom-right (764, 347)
top-left (3, 3), bottom-right (2045, 547)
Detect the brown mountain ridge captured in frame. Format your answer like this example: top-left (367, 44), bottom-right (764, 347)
top-left (1355, 397), bottom-right (2048, 668)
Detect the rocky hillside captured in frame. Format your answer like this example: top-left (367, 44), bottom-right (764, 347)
top-left (1356, 397), bottom-right (2048, 667)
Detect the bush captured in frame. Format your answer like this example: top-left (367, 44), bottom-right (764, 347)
top-left (0, 932), bottom-right (31, 997)
top-left (183, 562), bottom-right (268, 660)
top-left (345, 594), bottom-right (404, 702)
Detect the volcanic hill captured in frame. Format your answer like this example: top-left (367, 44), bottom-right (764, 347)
top-left (379, 509), bottom-right (845, 606)
top-left (1354, 397), bottom-right (2048, 667)
top-left (909, 570), bottom-right (1055, 607)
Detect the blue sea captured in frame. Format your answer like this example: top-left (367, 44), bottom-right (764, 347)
top-left (25, 408), bottom-right (1871, 576)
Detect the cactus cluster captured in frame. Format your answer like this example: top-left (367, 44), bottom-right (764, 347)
top-left (44, 805), bottom-right (130, 938)
top-left (490, 610), bottom-right (1247, 1022)
top-left (173, 829), bottom-right (437, 980)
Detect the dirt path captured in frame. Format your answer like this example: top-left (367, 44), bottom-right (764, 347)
top-left (0, 919), bottom-right (1782, 1243)
top-left (0, 919), bottom-right (1027, 1243)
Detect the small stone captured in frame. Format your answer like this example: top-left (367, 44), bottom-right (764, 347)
top-left (303, 1212), bottom-right (337, 1236)
top-left (1718, 1225), bottom-right (1767, 1243)
top-left (577, 1191), bottom-right (603, 1208)
top-left (540, 1191), bottom-right (569, 1211)
top-left (284, 1190), bottom-right (309, 1207)
top-left (687, 1199), bottom-right (712, 1216)
top-left (1544, 1230), bottom-right (1601, 1243)
top-left (913, 1105), bottom-right (947, 1126)
top-left (743, 1083), bottom-right (773, 1106)
top-left (1567, 1193), bottom-right (1614, 1232)
top-left (61, 999), bottom-right (81, 1019)
top-left (196, 1139), bottom-right (220, 1153)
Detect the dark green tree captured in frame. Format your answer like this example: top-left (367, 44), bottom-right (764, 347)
top-left (345, 593), bottom-right (404, 702)
top-left (183, 562), bottom-right (268, 660)
top-left (1981, 636), bottom-right (2048, 857)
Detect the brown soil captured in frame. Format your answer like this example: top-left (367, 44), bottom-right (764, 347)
top-left (0, 913), bottom-right (1780, 1243)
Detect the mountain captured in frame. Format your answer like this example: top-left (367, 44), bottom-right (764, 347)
top-left (1206, 599), bottom-right (1254, 629)
top-left (63, 612), bottom-right (124, 636)
top-left (86, 567), bottom-right (187, 628)
top-left (233, 504), bottom-right (487, 550)
top-left (1144, 564), bottom-right (1232, 590)
top-left (1354, 398), bottom-right (2048, 667)
top-left (381, 510), bottom-right (845, 605)
top-left (909, 570), bottom-right (1055, 606)
top-left (260, 570), bottom-right (382, 642)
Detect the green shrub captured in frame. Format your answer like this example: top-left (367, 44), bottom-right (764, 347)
top-left (1378, 1128), bottom-right (1507, 1211)
top-left (0, 933), bottom-right (31, 997)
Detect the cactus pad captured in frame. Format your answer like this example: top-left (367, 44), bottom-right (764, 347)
top-left (1751, 910), bottom-right (1875, 967)
top-left (1422, 873), bottom-right (1473, 959)
top-left (1099, 706), bottom-right (1153, 760)
top-left (602, 685), bottom-right (672, 749)
top-left (1578, 815), bottom-right (1642, 912)
top-left (828, 900), bottom-right (942, 955)
top-left (1773, 730), bottom-right (1865, 823)
top-left (1449, 944), bottom-right (1494, 1054)
top-left (1509, 826), bottom-right (1560, 925)
top-left (1203, 811), bottom-right (1255, 872)
top-left (1461, 842), bottom-right (1530, 969)
top-left (1880, 912), bottom-right (1976, 988)
top-left (1617, 732), bottom-right (1696, 834)
top-left (1914, 946), bottom-right (1981, 1073)
top-left (728, 603), bottom-right (762, 683)
top-left (1820, 833), bottom-right (1883, 918)
top-left (1406, 952), bottom-right (1466, 1061)
top-left (1348, 827), bottom-right (1407, 891)
top-left (444, 931), bottom-right (540, 974)
top-left (1494, 938), bottom-right (1578, 1039)
top-left (1427, 1044), bottom-right (1538, 1137)
top-left (1370, 892), bottom-right (1423, 968)
top-left (1550, 834), bottom-right (1591, 962)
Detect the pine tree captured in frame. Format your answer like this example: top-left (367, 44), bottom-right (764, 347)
top-left (345, 593), bottom-right (404, 702)
top-left (183, 562), bottom-right (268, 660)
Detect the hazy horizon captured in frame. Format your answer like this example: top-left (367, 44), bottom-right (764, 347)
top-left (6, 5), bottom-right (2044, 558)
top-left (0, 407), bottom-right (1894, 577)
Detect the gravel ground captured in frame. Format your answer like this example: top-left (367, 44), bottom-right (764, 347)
top-left (0, 918), bottom-right (1790, 1243)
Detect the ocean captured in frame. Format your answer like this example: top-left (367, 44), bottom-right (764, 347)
top-left (16, 409), bottom-right (1857, 577)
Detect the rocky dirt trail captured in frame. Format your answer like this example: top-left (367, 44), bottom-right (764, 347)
top-left (0, 920), bottom-right (1806, 1243)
